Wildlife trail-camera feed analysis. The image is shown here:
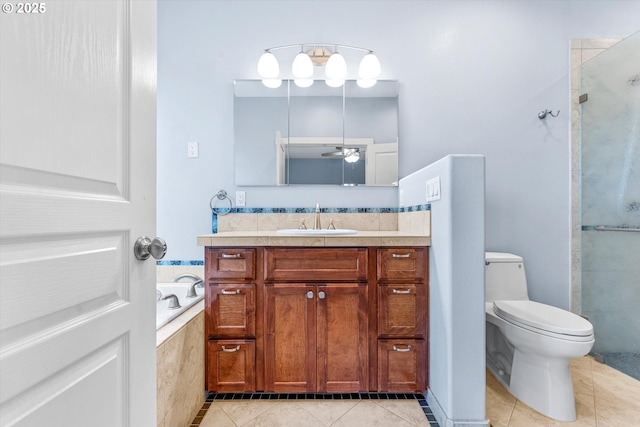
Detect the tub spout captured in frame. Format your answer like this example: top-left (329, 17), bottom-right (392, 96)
top-left (161, 294), bottom-right (181, 309)
top-left (173, 273), bottom-right (203, 298)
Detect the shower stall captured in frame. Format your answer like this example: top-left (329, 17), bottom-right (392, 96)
top-left (580, 30), bottom-right (640, 380)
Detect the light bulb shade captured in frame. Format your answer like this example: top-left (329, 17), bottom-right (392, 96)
top-left (294, 79), bottom-right (314, 88)
top-left (358, 53), bottom-right (381, 79)
top-left (325, 79), bottom-right (345, 88)
top-left (325, 52), bottom-right (347, 79)
top-left (344, 149), bottom-right (360, 163)
top-left (292, 52), bottom-right (314, 78)
top-left (257, 52), bottom-right (279, 78)
top-left (261, 78), bottom-right (282, 88)
top-left (357, 78), bottom-right (377, 88)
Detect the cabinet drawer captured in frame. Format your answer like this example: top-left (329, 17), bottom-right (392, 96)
top-left (207, 340), bottom-right (255, 392)
top-left (208, 284), bottom-right (255, 337)
top-left (378, 284), bottom-right (426, 338)
top-left (377, 339), bottom-right (426, 392)
top-left (206, 248), bottom-right (255, 280)
top-left (265, 248), bottom-right (367, 281)
top-left (378, 248), bottom-right (427, 281)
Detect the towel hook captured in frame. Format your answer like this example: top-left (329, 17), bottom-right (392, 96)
top-left (538, 109), bottom-right (560, 120)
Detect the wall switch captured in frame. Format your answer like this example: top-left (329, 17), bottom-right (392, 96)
top-left (187, 141), bottom-right (199, 158)
top-left (426, 176), bottom-right (441, 202)
top-left (235, 191), bottom-right (246, 207)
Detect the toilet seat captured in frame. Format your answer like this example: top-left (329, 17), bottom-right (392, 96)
top-left (493, 300), bottom-right (594, 342)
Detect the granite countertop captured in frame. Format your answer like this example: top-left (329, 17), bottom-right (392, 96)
top-left (197, 230), bottom-right (431, 247)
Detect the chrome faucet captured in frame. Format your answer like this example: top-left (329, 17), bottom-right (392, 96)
top-left (161, 293), bottom-right (181, 309)
top-left (173, 273), bottom-right (203, 298)
top-left (313, 203), bottom-right (322, 230)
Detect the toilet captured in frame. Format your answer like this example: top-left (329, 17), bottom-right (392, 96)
top-left (485, 252), bottom-right (594, 422)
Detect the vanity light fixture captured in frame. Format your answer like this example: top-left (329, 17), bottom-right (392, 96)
top-left (257, 44), bottom-right (381, 89)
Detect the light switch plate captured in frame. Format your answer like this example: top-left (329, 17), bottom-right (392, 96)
top-left (426, 176), bottom-right (441, 202)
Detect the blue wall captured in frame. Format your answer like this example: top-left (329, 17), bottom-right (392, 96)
top-left (157, 0), bottom-right (640, 310)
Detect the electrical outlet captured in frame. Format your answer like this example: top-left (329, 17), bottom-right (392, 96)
top-left (187, 141), bottom-right (199, 158)
top-left (236, 191), bottom-right (246, 207)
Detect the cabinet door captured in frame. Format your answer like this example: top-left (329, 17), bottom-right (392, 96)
top-left (378, 284), bottom-right (426, 338)
top-left (317, 283), bottom-right (369, 393)
top-left (377, 339), bottom-right (425, 392)
top-left (208, 340), bottom-right (255, 392)
top-left (208, 284), bottom-right (255, 338)
top-left (265, 283), bottom-right (316, 392)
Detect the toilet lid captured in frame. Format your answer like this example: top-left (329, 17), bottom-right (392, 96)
top-left (493, 300), bottom-right (594, 338)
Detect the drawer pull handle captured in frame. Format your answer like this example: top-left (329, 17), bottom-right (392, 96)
top-left (220, 253), bottom-right (243, 259)
top-left (391, 253), bottom-right (411, 258)
top-left (221, 289), bottom-right (240, 295)
top-left (392, 345), bottom-right (412, 352)
top-left (392, 289), bottom-right (411, 294)
top-left (306, 291), bottom-right (314, 299)
top-left (221, 345), bottom-right (240, 353)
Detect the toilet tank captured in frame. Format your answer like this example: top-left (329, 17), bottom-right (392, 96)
top-left (485, 252), bottom-right (529, 303)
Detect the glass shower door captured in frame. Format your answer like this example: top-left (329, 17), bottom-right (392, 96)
top-left (580, 30), bottom-right (640, 380)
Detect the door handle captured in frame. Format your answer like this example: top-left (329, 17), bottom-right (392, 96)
top-left (134, 236), bottom-right (167, 260)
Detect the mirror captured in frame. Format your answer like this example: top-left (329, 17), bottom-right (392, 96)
top-left (234, 80), bottom-right (399, 186)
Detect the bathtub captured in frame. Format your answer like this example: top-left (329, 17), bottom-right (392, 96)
top-left (156, 282), bottom-right (205, 330)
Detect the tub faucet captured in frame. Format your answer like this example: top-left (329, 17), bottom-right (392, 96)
top-left (313, 202), bottom-right (322, 230)
top-left (173, 273), bottom-right (203, 298)
top-left (161, 294), bottom-right (181, 310)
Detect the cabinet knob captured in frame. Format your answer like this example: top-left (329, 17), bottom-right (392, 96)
top-left (318, 291), bottom-right (326, 299)
top-left (306, 291), bottom-right (314, 299)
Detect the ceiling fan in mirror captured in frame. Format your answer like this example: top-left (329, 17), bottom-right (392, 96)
top-left (321, 147), bottom-right (361, 163)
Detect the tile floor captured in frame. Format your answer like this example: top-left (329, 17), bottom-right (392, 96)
top-left (487, 355), bottom-right (640, 426)
top-left (192, 393), bottom-right (437, 427)
top-left (190, 356), bottom-right (640, 427)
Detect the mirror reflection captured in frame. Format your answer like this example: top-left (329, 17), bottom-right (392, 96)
top-left (234, 80), bottom-right (399, 186)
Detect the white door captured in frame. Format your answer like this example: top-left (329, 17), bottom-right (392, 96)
top-left (0, 1), bottom-right (157, 426)
top-left (365, 142), bottom-right (398, 185)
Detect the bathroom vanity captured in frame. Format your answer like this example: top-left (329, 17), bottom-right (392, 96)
top-left (199, 232), bottom-right (429, 393)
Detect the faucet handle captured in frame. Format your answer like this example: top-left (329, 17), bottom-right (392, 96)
top-left (297, 219), bottom-right (307, 229)
top-left (327, 219), bottom-right (341, 230)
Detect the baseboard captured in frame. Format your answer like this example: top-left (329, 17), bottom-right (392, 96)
top-left (426, 388), bottom-right (490, 427)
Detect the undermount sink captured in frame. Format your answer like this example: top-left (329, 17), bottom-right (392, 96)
top-left (276, 228), bottom-right (358, 236)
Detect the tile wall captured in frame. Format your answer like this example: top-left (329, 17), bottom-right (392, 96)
top-left (156, 309), bottom-right (205, 427)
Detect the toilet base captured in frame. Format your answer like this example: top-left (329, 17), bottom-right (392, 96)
top-left (509, 350), bottom-right (576, 422)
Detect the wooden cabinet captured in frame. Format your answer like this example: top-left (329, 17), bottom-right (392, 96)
top-left (265, 282), bottom-right (368, 392)
top-left (205, 248), bottom-right (257, 392)
top-left (376, 248), bottom-right (428, 392)
top-left (204, 245), bottom-right (428, 394)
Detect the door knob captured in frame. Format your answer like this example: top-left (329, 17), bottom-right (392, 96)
top-left (134, 236), bottom-right (167, 260)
